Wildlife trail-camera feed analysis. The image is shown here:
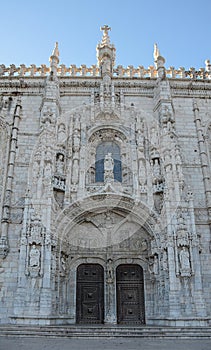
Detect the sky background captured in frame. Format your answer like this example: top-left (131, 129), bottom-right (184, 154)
top-left (0, 0), bottom-right (210, 70)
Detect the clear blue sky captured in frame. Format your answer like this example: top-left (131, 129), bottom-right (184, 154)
top-left (1, 0), bottom-right (210, 70)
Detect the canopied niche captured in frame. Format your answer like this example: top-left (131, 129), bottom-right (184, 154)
top-left (86, 127), bottom-right (132, 186)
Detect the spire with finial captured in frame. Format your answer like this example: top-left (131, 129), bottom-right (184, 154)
top-left (100, 25), bottom-right (111, 46)
top-left (96, 25), bottom-right (116, 77)
top-left (153, 43), bottom-right (166, 78)
top-left (153, 43), bottom-right (160, 63)
top-left (49, 42), bottom-right (59, 77)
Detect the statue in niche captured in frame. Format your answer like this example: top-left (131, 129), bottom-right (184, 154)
top-left (179, 246), bottom-right (191, 273)
top-left (149, 254), bottom-right (159, 275)
top-left (104, 153), bottom-right (114, 181)
top-left (152, 254), bottom-right (159, 275)
top-left (153, 159), bottom-right (161, 182)
top-left (56, 154), bottom-right (65, 175)
top-left (102, 56), bottom-right (111, 76)
top-left (57, 123), bottom-right (66, 144)
top-left (30, 214), bottom-right (42, 242)
top-left (29, 244), bottom-right (40, 268)
top-left (60, 253), bottom-right (67, 276)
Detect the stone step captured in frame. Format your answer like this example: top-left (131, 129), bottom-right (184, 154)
top-left (0, 325), bottom-right (211, 338)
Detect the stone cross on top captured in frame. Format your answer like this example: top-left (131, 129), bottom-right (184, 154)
top-left (101, 25), bottom-right (111, 34)
top-left (100, 25), bottom-right (111, 46)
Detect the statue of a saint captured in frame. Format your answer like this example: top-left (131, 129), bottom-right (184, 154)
top-left (56, 154), bottom-right (65, 175)
top-left (106, 258), bottom-right (114, 283)
top-left (179, 246), bottom-right (191, 272)
top-left (104, 153), bottom-right (114, 181)
top-left (29, 244), bottom-right (40, 268)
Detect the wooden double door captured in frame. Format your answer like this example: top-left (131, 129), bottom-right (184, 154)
top-left (76, 263), bottom-right (145, 324)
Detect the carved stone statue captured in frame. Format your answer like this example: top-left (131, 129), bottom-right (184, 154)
top-left (57, 123), bottom-right (66, 144)
top-left (153, 158), bottom-right (161, 183)
top-left (149, 254), bottom-right (159, 275)
top-left (104, 153), bottom-right (114, 181)
top-left (56, 154), bottom-right (65, 175)
top-left (179, 246), bottom-right (191, 273)
top-left (29, 244), bottom-right (40, 268)
top-left (102, 57), bottom-right (111, 76)
top-left (106, 258), bottom-right (114, 283)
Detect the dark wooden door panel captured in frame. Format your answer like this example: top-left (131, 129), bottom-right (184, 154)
top-left (76, 264), bottom-right (104, 324)
top-left (116, 264), bottom-right (145, 324)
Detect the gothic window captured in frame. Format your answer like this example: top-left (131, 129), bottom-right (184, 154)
top-left (95, 141), bottom-right (122, 182)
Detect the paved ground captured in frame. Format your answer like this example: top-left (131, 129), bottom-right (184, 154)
top-left (0, 337), bottom-right (211, 350)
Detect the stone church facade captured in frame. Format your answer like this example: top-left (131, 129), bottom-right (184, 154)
top-left (0, 26), bottom-right (211, 326)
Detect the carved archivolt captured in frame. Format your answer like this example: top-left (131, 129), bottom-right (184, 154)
top-left (55, 194), bottom-right (162, 250)
top-left (88, 127), bottom-right (127, 146)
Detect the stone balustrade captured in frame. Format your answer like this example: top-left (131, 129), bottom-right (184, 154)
top-left (0, 63), bottom-right (210, 79)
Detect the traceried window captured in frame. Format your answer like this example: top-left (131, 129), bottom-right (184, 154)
top-left (95, 141), bottom-right (122, 182)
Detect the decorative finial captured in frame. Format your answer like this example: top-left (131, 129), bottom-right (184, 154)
top-left (97, 25), bottom-right (116, 75)
top-left (52, 42), bottom-right (59, 58)
top-left (49, 42), bottom-right (59, 77)
top-left (153, 43), bottom-right (160, 62)
top-left (100, 25), bottom-right (111, 46)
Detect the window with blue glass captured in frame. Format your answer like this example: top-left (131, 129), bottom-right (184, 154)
top-left (95, 141), bottom-right (122, 182)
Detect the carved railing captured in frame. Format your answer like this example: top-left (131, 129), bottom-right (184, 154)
top-left (0, 63), bottom-right (211, 80)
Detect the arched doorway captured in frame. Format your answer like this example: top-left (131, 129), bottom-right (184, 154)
top-left (116, 264), bottom-right (145, 324)
top-left (76, 264), bottom-right (104, 324)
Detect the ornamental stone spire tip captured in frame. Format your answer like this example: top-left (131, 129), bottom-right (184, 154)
top-left (52, 42), bottom-right (59, 58)
top-left (153, 43), bottom-right (160, 62)
top-left (49, 42), bottom-right (59, 64)
top-left (97, 25), bottom-right (116, 74)
top-left (100, 25), bottom-right (111, 46)
top-left (49, 42), bottom-right (59, 77)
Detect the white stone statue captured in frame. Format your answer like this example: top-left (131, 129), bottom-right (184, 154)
top-left (102, 57), bottom-right (111, 76)
top-left (104, 153), bottom-right (114, 181)
top-left (57, 123), bottom-right (66, 144)
top-left (179, 246), bottom-right (191, 272)
top-left (56, 154), bottom-right (65, 174)
top-left (29, 244), bottom-right (40, 268)
top-left (106, 258), bottom-right (114, 283)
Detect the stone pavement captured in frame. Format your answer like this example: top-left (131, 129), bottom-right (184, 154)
top-left (0, 337), bottom-right (211, 350)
